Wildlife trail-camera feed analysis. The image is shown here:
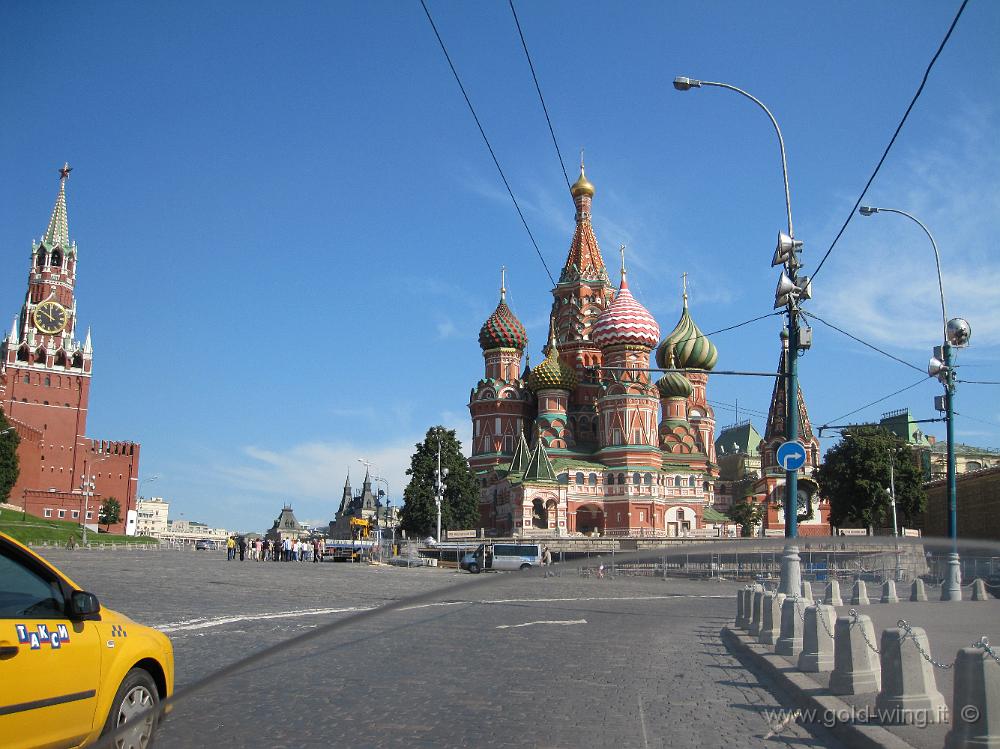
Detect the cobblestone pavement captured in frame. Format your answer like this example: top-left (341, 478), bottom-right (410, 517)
top-left (42, 549), bottom-right (841, 748)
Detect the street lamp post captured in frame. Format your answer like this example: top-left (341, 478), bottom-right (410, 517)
top-left (674, 76), bottom-right (811, 596)
top-left (434, 429), bottom-right (449, 544)
top-left (859, 205), bottom-right (971, 601)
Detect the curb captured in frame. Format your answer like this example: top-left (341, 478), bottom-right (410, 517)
top-left (721, 626), bottom-right (916, 749)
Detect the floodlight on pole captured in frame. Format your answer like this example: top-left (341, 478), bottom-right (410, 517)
top-left (674, 75), bottom-right (805, 597)
top-left (859, 204), bottom-right (968, 601)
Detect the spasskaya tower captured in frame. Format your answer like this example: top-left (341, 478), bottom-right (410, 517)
top-left (1, 165), bottom-right (140, 533)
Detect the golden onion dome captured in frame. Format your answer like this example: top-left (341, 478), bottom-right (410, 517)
top-left (570, 165), bottom-right (595, 199)
top-left (528, 321), bottom-right (579, 392)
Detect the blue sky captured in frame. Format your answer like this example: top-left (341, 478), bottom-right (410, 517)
top-left (1, 1), bottom-right (998, 532)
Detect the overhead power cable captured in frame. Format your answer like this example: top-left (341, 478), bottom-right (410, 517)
top-left (810, 0), bottom-right (970, 283)
top-left (953, 411), bottom-right (1000, 428)
top-left (820, 375), bottom-right (933, 428)
top-left (957, 379), bottom-right (1000, 385)
top-left (419, 0), bottom-right (556, 285)
top-left (801, 311), bottom-right (924, 374)
top-left (508, 0), bottom-right (571, 191)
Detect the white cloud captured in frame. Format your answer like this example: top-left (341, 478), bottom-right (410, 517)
top-left (812, 105), bottom-right (1000, 349)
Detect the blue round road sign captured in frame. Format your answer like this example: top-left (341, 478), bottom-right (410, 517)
top-left (776, 440), bottom-right (807, 471)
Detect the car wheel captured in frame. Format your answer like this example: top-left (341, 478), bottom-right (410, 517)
top-left (469, 563), bottom-right (480, 574)
top-left (520, 563), bottom-right (531, 571)
top-left (102, 667), bottom-right (159, 749)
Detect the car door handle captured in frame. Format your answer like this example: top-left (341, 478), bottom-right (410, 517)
top-left (0, 642), bottom-right (19, 658)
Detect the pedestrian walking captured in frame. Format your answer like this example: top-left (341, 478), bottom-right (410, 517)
top-left (226, 536), bottom-right (236, 561)
top-left (237, 535), bottom-right (247, 561)
top-left (542, 546), bottom-right (553, 577)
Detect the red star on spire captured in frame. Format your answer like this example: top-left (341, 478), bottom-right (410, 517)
top-left (59, 162), bottom-right (72, 180)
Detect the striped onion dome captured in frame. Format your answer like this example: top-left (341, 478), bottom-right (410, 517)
top-left (591, 276), bottom-right (660, 350)
top-left (528, 323), bottom-right (578, 392)
top-left (656, 371), bottom-right (693, 399)
top-left (655, 298), bottom-right (718, 371)
top-left (479, 298), bottom-right (527, 351)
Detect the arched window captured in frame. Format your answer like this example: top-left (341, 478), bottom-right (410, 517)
top-left (689, 476), bottom-right (697, 487)
top-left (17, 346), bottom-right (30, 363)
top-left (677, 509), bottom-right (685, 521)
top-left (44, 376), bottom-right (51, 386)
top-left (632, 472), bottom-right (641, 485)
top-left (644, 474), bottom-right (652, 485)
top-left (703, 481), bottom-right (710, 492)
top-left (665, 476), bottom-right (673, 487)
top-left (34, 348), bottom-right (46, 364)
top-left (54, 351), bottom-right (67, 367)
top-left (36, 252), bottom-right (46, 268)
top-left (71, 352), bottom-right (83, 368)
top-left (588, 473), bottom-right (597, 485)
top-left (576, 472), bottom-right (585, 485)
top-left (51, 250), bottom-right (62, 267)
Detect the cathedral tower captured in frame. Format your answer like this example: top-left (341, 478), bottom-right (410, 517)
top-left (468, 271), bottom-right (532, 472)
top-left (549, 162), bottom-right (615, 448)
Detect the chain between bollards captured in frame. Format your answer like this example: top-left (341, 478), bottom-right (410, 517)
top-left (849, 609), bottom-right (881, 655)
top-left (816, 602), bottom-right (836, 640)
top-left (974, 635), bottom-right (1000, 665)
top-left (897, 618), bottom-right (955, 670)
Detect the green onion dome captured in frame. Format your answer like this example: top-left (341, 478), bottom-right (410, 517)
top-left (528, 323), bottom-right (579, 392)
top-left (655, 298), bottom-right (718, 371)
top-left (479, 299), bottom-right (527, 351)
top-left (656, 371), bottom-right (693, 399)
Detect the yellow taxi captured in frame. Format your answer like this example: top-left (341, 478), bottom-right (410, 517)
top-left (0, 532), bottom-right (174, 749)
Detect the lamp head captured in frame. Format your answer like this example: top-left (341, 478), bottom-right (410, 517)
top-left (946, 317), bottom-right (971, 347)
top-left (673, 76), bottom-right (701, 91)
top-left (859, 206), bottom-right (879, 216)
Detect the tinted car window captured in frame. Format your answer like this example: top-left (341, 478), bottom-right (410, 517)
top-left (0, 550), bottom-right (66, 618)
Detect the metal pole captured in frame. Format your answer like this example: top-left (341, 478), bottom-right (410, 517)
top-left (436, 431), bottom-right (442, 544)
top-left (942, 342), bottom-right (962, 600)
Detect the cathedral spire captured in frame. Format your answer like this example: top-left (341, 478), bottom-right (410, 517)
top-left (561, 156), bottom-right (605, 283)
top-left (764, 328), bottom-right (815, 443)
top-left (44, 163), bottom-right (72, 249)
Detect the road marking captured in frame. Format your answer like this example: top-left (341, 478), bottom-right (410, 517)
top-left (495, 619), bottom-right (587, 629)
top-left (156, 605), bottom-right (376, 633)
top-left (156, 593), bottom-right (728, 633)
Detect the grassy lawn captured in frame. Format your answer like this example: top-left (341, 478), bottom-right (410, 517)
top-left (0, 508), bottom-right (158, 547)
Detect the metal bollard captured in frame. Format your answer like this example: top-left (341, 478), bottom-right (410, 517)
top-left (736, 588), bottom-right (746, 629)
top-left (830, 613), bottom-right (881, 695)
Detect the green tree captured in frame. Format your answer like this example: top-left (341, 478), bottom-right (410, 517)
top-left (0, 410), bottom-right (20, 504)
top-left (728, 498), bottom-right (764, 537)
top-left (816, 426), bottom-right (925, 529)
top-left (99, 497), bottom-right (121, 531)
top-left (400, 427), bottom-right (479, 538)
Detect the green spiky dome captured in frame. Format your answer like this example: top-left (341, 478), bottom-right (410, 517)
top-left (528, 345), bottom-right (578, 392)
top-left (656, 371), bottom-right (693, 398)
top-left (656, 304), bottom-right (718, 371)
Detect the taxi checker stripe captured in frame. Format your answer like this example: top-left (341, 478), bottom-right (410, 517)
top-left (0, 690), bottom-right (97, 716)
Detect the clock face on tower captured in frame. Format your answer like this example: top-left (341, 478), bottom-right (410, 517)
top-left (33, 300), bottom-right (68, 335)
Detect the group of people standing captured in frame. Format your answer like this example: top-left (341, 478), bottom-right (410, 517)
top-left (226, 535), bottom-right (325, 562)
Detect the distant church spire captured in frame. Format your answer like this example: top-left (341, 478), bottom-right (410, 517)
top-left (44, 163), bottom-right (72, 248)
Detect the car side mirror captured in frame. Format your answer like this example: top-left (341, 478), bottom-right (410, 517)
top-left (69, 591), bottom-right (102, 621)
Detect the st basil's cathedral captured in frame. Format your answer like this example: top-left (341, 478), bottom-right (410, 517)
top-left (468, 165), bottom-right (728, 538)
